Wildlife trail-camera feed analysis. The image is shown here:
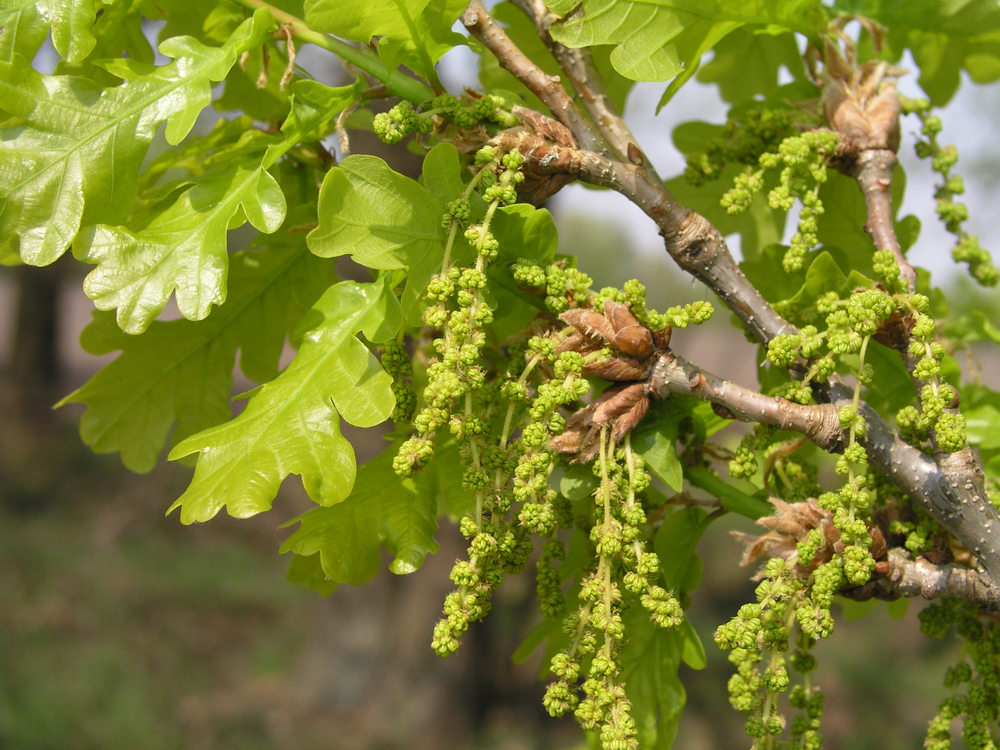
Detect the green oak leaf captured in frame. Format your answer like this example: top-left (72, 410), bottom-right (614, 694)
top-left (282, 444), bottom-right (441, 583)
top-left (214, 40), bottom-right (294, 122)
top-left (309, 144), bottom-right (467, 324)
top-left (548, 0), bottom-right (826, 83)
top-left (263, 78), bottom-right (366, 167)
top-left (695, 25), bottom-right (806, 104)
top-left (304, 0), bottom-right (466, 79)
top-left (308, 154), bottom-right (443, 269)
top-left (480, 2), bottom-right (635, 115)
top-left (0, 9), bottom-right (274, 266)
top-left (654, 506), bottom-right (711, 592)
top-left (286, 552), bottom-right (340, 595)
top-left (71, 73), bottom-right (360, 335)
top-left (655, 17), bottom-right (741, 109)
top-left (167, 277), bottom-right (399, 523)
top-left (0, 0), bottom-right (97, 64)
top-left (631, 398), bottom-right (690, 492)
top-left (836, 0), bottom-right (1000, 105)
top-left (58, 222), bottom-right (336, 473)
top-left (489, 203), bottom-right (559, 340)
top-left (75, 160), bottom-right (287, 334)
top-left (620, 605), bottom-right (687, 750)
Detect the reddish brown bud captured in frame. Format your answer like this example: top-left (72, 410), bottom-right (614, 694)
top-left (554, 331), bottom-right (602, 356)
top-left (652, 327), bottom-right (672, 350)
top-left (582, 355), bottom-right (653, 381)
top-left (560, 309), bottom-right (616, 344)
top-left (604, 301), bottom-right (654, 358)
top-left (588, 383), bottom-right (649, 427)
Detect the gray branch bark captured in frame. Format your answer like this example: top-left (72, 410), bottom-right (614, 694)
top-left (841, 548), bottom-right (1000, 609)
top-left (462, 0), bottom-right (1000, 589)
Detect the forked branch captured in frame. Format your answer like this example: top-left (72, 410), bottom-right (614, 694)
top-left (844, 548), bottom-right (1000, 609)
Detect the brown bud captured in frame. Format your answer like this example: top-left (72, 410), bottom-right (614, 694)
top-left (552, 383), bottom-right (651, 462)
top-left (627, 142), bottom-right (644, 166)
top-left (712, 402), bottom-right (736, 420)
top-left (549, 421), bottom-right (588, 455)
top-left (512, 106), bottom-right (577, 148)
top-left (588, 383), bottom-right (649, 427)
top-left (652, 327), bottom-right (672, 350)
top-left (604, 301), bottom-right (654, 358)
top-left (554, 331), bottom-right (602, 356)
top-left (582, 355), bottom-right (653, 381)
top-left (560, 308), bottom-right (616, 344)
top-left (612, 393), bottom-right (650, 443)
top-left (872, 308), bottom-right (914, 351)
top-left (869, 525), bottom-right (888, 560)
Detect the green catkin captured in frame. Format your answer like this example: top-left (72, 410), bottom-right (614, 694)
top-left (382, 340), bottom-right (416, 425)
top-left (720, 130), bottom-right (838, 273)
top-left (920, 603), bottom-right (1000, 750)
top-left (716, 557), bottom-right (841, 749)
top-left (901, 96), bottom-right (999, 287)
top-left (390, 107), bottom-right (967, 750)
top-left (684, 105), bottom-right (800, 186)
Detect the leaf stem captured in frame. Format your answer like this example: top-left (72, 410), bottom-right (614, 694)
top-left (229, 0), bottom-right (435, 103)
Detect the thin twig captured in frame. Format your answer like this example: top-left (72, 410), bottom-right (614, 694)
top-left (851, 148), bottom-right (917, 292)
top-left (842, 548), bottom-right (1000, 609)
top-left (335, 101), bottom-right (357, 156)
top-left (510, 0), bottom-right (635, 159)
top-left (461, 0), bottom-right (605, 153)
top-left (279, 24), bottom-right (296, 90)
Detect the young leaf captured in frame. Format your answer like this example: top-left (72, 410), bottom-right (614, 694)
top-left (167, 278), bottom-right (399, 523)
top-left (75, 160), bottom-right (287, 334)
top-left (309, 146), bottom-right (466, 324)
top-left (488, 203), bottom-right (559, 340)
top-left (0, 10), bottom-right (274, 266)
top-left (287, 552), bottom-right (340, 596)
top-left (549, 0), bottom-right (826, 83)
top-left (281, 445), bottom-right (440, 582)
top-left (59, 224), bottom-right (336, 473)
top-left (263, 78), bottom-right (366, 168)
top-left (631, 399), bottom-right (687, 492)
top-left (696, 25), bottom-right (806, 104)
top-left (849, 0), bottom-right (1000, 104)
top-left (281, 487), bottom-right (383, 586)
top-left (0, 0), bottom-right (97, 64)
top-left (654, 506), bottom-right (711, 591)
top-left (620, 605), bottom-right (687, 750)
top-left (678, 617), bottom-right (708, 670)
top-left (304, 0), bottom-right (466, 79)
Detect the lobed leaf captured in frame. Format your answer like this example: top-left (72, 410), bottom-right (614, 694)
top-left (59, 221), bottom-right (336, 473)
top-left (309, 144), bottom-right (470, 324)
top-left (0, 10), bottom-right (274, 267)
top-left (695, 25), bottom-right (806, 104)
top-left (839, 0), bottom-right (1000, 105)
top-left (167, 278), bottom-right (399, 523)
top-left (75, 160), bottom-right (287, 334)
top-left (548, 0), bottom-right (826, 89)
top-left (0, 0), bottom-right (98, 64)
top-left (281, 445), bottom-right (440, 584)
top-left (304, 0), bottom-right (466, 79)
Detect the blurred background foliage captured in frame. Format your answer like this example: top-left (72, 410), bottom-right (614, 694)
top-left (4, 11), bottom-right (1000, 750)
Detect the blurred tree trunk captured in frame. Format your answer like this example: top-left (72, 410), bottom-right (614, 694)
top-left (1, 259), bottom-right (67, 508)
top-left (10, 261), bottom-right (62, 416)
